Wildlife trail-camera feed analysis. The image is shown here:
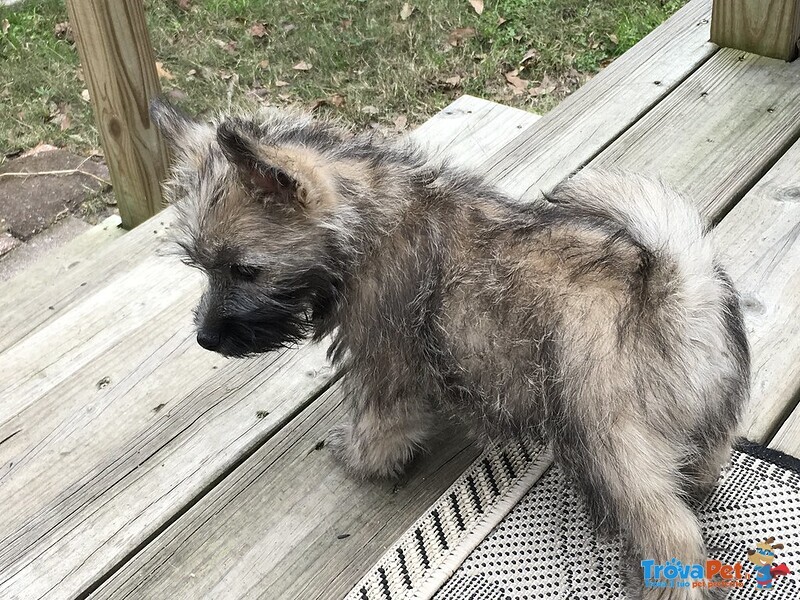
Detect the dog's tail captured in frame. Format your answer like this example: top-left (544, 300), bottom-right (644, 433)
top-left (548, 169), bottom-right (714, 305)
top-left (548, 168), bottom-right (750, 469)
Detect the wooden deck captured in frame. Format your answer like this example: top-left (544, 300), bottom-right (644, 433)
top-left (2, 0), bottom-right (800, 597)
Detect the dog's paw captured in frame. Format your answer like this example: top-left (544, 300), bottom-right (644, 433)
top-left (327, 421), bottom-right (410, 480)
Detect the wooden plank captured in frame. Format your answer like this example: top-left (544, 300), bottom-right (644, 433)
top-left (483, 0), bottom-right (717, 200)
top-left (0, 335), bottom-right (335, 600)
top-left (711, 0), bottom-right (800, 61)
top-left (0, 97), bottom-right (539, 600)
top-left (724, 139), bottom-right (800, 451)
top-left (91, 42), bottom-right (800, 600)
top-left (65, 0), bottom-right (169, 228)
top-left (0, 215), bottom-right (123, 349)
top-left (772, 398), bottom-right (800, 457)
top-left (412, 94), bottom-right (537, 163)
top-left (91, 381), bottom-right (480, 600)
top-left (0, 214), bottom-right (173, 354)
top-left (0, 214), bottom-right (122, 309)
top-left (591, 49), bottom-right (800, 222)
top-left (710, 139), bottom-right (800, 446)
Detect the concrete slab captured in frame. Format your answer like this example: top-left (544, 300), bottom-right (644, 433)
top-left (0, 149), bottom-right (109, 240)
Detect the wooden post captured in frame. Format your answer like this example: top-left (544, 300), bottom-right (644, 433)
top-left (65, 0), bottom-right (169, 229)
top-left (711, 0), bottom-right (800, 61)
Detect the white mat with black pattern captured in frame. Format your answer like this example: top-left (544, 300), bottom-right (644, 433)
top-left (347, 440), bottom-right (800, 599)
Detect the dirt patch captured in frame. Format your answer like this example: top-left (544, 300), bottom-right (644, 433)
top-left (0, 148), bottom-right (111, 240)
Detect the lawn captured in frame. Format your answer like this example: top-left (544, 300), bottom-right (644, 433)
top-left (0, 0), bottom-right (687, 159)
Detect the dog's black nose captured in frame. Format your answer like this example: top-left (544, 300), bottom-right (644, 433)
top-left (197, 329), bottom-right (221, 351)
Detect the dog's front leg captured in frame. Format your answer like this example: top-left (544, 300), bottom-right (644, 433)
top-left (328, 374), bottom-right (433, 480)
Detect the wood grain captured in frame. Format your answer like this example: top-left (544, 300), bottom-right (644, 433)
top-left (65, 0), bottom-right (169, 228)
top-left (591, 49), bottom-right (800, 223)
top-left (0, 98), bottom-right (538, 600)
top-left (0, 214), bottom-right (122, 326)
top-left (0, 213), bottom-right (174, 354)
top-left (92, 381), bottom-right (481, 600)
top-left (710, 138), bottom-right (800, 445)
top-left (729, 138), bottom-right (800, 451)
top-left (711, 0), bottom-right (800, 61)
top-left (89, 46), bottom-right (800, 600)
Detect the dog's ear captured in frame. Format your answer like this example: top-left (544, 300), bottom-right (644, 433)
top-left (149, 97), bottom-right (205, 153)
top-left (216, 120), bottom-right (299, 205)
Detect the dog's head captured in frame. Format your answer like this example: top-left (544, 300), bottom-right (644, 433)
top-left (150, 98), bottom-right (350, 356)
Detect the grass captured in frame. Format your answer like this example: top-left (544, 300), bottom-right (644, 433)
top-left (0, 0), bottom-right (687, 159)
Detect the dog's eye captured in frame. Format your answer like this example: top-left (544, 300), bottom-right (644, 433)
top-left (230, 264), bottom-right (261, 281)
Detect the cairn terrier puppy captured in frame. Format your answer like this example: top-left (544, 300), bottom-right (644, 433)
top-left (151, 98), bottom-right (749, 599)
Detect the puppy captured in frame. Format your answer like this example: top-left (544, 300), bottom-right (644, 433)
top-left (151, 98), bottom-right (749, 599)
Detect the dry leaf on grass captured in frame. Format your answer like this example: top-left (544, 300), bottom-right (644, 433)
top-left (443, 75), bottom-right (462, 88)
top-left (282, 22), bottom-right (296, 33)
top-left (176, 0), bottom-right (191, 10)
top-left (216, 39), bottom-right (238, 55)
top-left (48, 103), bottom-right (71, 131)
top-left (607, 33), bottom-right (619, 45)
top-left (400, 3), bottom-right (415, 20)
top-left (249, 23), bottom-right (268, 38)
top-left (496, 16), bottom-right (507, 26)
top-left (155, 62), bottom-right (174, 80)
top-left (20, 143), bottom-right (59, 158)
top-left (521, 48), bottom-right (539, 65)
top-left (394, 115), bottom-right (408, 131)
top-left (307, 99), bottom-right (328, 111)
top-left (468, 0), bottom-right (484, 15)
top-left (504, 70), bottom-right (528, 95)
top-left (329, 94), bottom-right (346, 107)
top-left (293, 61), bottom-right (312, 71)
top-left (2, 19), bottom-right (10, 35)
top-left (80, 89), bottom-right (91, 102)
top-left (361, 105), bottom-right (379, 115)
top-left (275, 79), bottom-right (290, 87)
top-left (340, 19), bottom-right (352, 30)
top-left (447, 27), bottom-right (476, 47)
top-left (258, 59), bottom-right (270, 69)
top-left (50, 112), bottom-right (71, 132)
top-left (528, 74), bottom-right (557, 97)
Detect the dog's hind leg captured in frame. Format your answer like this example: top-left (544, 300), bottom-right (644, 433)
top-left (681, 430), bottom-right (735, 505)
top-left (554, 418), bottom-right (710, 600)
